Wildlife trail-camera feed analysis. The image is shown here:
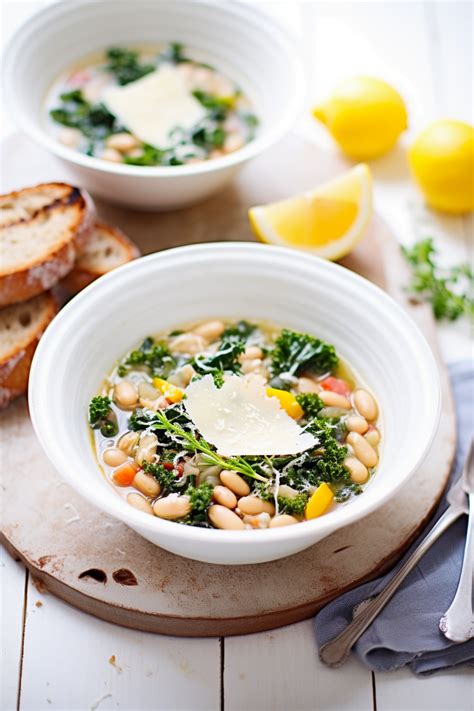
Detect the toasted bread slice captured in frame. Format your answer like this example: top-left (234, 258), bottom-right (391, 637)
top-left (0, 183), bottom-right (84, 228)
top-left (0, 185), bottom-right (95, 307)
top-left (62, 222), bottom-right (140, 293)
top-left (0, 292), bottom-right (58, 409)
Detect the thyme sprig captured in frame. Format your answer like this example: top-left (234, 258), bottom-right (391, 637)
top-left (151, 409), bottom-right (267, 482)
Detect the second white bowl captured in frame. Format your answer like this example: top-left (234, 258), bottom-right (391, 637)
top-left (3, 0), bottom-right (304, 210)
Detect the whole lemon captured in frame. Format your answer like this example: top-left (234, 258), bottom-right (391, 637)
top-left (313, 76), bottom-right (408, 160)
top-left (408, 120), bottom-right (474, 214)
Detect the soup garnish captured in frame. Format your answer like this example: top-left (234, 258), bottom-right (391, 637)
top-left (89, 320), bottom-right (381, 530)
top-left (46, 44), bottom-right (258, 166)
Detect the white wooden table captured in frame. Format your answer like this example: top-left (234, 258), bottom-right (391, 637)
top-left (1, 2), bottom-right (473, 709)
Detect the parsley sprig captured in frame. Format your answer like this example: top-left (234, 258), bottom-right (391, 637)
top-left (402, 238), bottom-right (474, 321)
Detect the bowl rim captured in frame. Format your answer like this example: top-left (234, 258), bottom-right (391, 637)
top-left (2, 0), bottom-right (305, 178)
top-left (28, 242), bottom-right (441, 548)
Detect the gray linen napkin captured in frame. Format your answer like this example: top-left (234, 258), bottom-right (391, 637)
top-left (315, 361), bottom-right (474, 675)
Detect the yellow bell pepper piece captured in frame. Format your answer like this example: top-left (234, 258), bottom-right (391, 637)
top-left (266, 387), bottom-right (304, 420)
top-left (305, 482), bottom-right (334, 520)
top-left (152, 377), bottom-right (184, 403)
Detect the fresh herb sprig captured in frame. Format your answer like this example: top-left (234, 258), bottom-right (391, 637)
top-left (149, 409), bottom-right (267, 482)
top-left (402, 238), bottom-right (474, 321)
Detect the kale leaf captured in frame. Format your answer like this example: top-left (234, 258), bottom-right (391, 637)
top-left (295, 392), bottom-right (324, 419)
top-left (278, 493), bottom-right (308, 517)
top-left (222, 320), bottom-right (257, 341)
top-left (185, 482), bottom-right (214, 522)
top-left (50, 89), bottom-right (118, 144)
top-left (270, 329), bottom-right (338, 377)
top-left (124, 337), bottom-right (175, 376)
top-left (88, 395), bottom-right (118, 437)
top-left (141, 461), bottom-right (184, 493)
top-left (192, 338), bottom-right (245, 386)
top-left (105, 47), bottom-right (155, 85)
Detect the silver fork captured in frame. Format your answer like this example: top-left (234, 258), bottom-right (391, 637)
top-left (439, 438), bottom-right (474, 642)
top-left (319, 452), bottom-right (469, 668)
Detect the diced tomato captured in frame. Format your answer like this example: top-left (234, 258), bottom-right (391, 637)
top-left (67, 70), bottom-right (91, 87)
top-left (320, 377), bottom-right (352, 398)
top-left (112, 461), bottom-right (139, 487)
top-left (176, 464), bottom-right (184, 477)
top-left (163, 462), bottom-right (174, 471)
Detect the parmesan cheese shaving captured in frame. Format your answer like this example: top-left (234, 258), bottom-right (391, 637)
top-left (184, 375), bottom-right (317, 456)
top-left (103, 65), bottom-right (207, 149)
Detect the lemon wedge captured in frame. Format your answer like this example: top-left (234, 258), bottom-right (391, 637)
top-left (249, 164), bottom-right (373, 260)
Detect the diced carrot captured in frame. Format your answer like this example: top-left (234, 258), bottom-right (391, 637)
top-left (163, 462), bottom-right (174, 471)
top-left (320, 376), bottom-right (351, 398)
top-left (112, 461), bottom-right (139, 487)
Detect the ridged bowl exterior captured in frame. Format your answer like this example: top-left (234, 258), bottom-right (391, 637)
top-left (29, 244), bottom-right (441, 564)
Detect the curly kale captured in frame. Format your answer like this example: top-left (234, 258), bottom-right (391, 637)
top-left (124, 337), bottom-right (175, 376)
top-left (222, 320), bottom-right (257, 341)
top-left (192, 338), bottom-right (245, 387)
top-left (278, 493), bottom-right (308, 517)
top-left (307, 418), bottom-right (349, 485)
top-left (296, 392), bottom-right (324, 419)
top-left (105, 47), bottom-right (155, 85)
top-left (50, 89), bottom-right (118, 149)
top-left (88, 396), bottom-right (118, 437)
top-left (185, 482), bottom-right (214, 523)
top-left (270, 329), bottom-right (338, 377)
top-left (141, 461), bottom-right (184, 493)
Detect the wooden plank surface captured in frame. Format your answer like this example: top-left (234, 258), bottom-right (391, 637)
top-left (1, 1), bottom-right (472, 709)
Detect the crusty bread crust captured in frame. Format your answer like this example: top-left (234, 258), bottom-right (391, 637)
top-left (62, 221), bottom-right (140, 294)
top-left (0, 292), bottom-right (58, 409)
top-left (0, 187), bottom-right (95, 307)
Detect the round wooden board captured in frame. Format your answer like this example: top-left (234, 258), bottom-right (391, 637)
top-left (0, 133), bottom-right (455, 637)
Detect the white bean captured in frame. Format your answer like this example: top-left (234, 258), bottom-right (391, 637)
top-left (240, 346), bottom-right (264, 361)
top-left (127, 493), bottom-right (154, 515)
top-left (106, 132), bottom-right (140, 152)
top-left (153, 495), bottom-right (191, 520)
top-left (102, 448), bottom-right (127, 467)
top-left (100, 148), bottom-right (123, 163)
top-left (223, 133), bottom-right (245, 154)
top-left (297, 377), bottom-right (321, 394)
top-left (117, 431), bottom-right (139, 455)
top-left (365, 428), bottom-right (381, 447)
top-left (133, 470), bottom-right (161, 497)
top-left (353, 389), bottom-right (379, 421)
top-left (346, 432), bottom-right (378, 468)
top-left (170, 333), bottom-right (206, 355)
top-left (59, 127), bottom-right (82, 147)
top-left (270, 514), bottom-right (298, 528)
top-left (277, 484), bottom-right (299, 499)
top-left (346, 415), bottom-right (369, 434)
top-left (193, 320), bottom-right (225, 342)
top-left (319, 391), bottom-right (351, 409)
top-left (134, 432), bottom-right (158, 465)
top-left (243, 512), bottom-right (271, 529)
top-left (238, 496), bottom-right (275, 516)
top-left (208, 505), bottom-right (245, 530)
top-left (213, 485), bottom-right (237, 509)
top-left (114, 380), bottom-right (138, 409)
top-left (219, 470), bottom-right (251, 497)
top-left (344, 456), bottom-right (369, 484)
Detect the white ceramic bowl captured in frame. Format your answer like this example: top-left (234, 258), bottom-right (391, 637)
top-left (3, 0), bottom-right (304, 210)
top-left (29, 243), bottom-right (440, 565)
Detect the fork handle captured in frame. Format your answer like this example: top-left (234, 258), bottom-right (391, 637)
top-left (319, 505), bottom-right (465, 667)
top-left (439, 492), bottom-right (474, 642)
